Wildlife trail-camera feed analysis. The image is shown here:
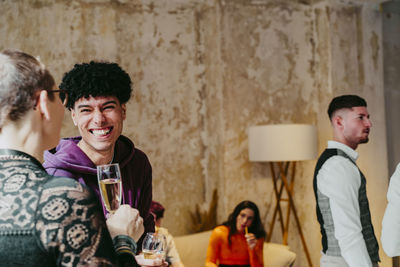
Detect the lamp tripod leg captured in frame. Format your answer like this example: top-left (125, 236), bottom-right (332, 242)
top-left (278, 162), bottom-right (313, 267)
top-left (268, 170), bottom-right (286, 242)
top-left (283, 162), bottom-right (296, 244)
top-left (269, 162), bottom-right (286, 242)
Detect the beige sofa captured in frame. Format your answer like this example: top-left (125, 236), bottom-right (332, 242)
top-left (174, 230), bottom-right (296, 267)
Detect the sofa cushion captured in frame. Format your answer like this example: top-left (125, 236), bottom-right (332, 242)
top-left (174, 230), bottom-right (296, 267)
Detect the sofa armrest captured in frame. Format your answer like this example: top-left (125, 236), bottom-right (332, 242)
top-left (175, 231), bottom-right (211, 267)
top-left (264, 243), bottom-right (296, 267)
top-left (174, 230), bottom-right (296, 267)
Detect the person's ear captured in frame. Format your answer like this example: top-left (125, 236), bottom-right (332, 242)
top-left (332, 114), bottom-right (345, 130)
top-left (38, 90), bottom-right (51, 120)
top-left (121, 104), bottom-right (126, 120)
top-left (71, 108), bottom-right (77, 126)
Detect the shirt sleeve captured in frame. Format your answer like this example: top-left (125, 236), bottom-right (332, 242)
top-left (142, 163), bottom-right (155, 234)
top-left (382, 163), bottom-right (400, 257)
top-left (136, 158), bottom-right (155, 250)
top-left (248, 238), bottom-right (264, 267)
top-left (205, 228), bottom-right (221, 267)
top-left (317, 156), bottom-right (372, 267)
top-left (165, 231), bottom-right (182, 263)
top-left (36, 178), bottom-right (131, 266)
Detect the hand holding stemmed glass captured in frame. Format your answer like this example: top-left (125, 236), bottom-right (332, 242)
top-left (142, 232), bottom-right (167, 260)
top-left (135, 232), bottom-right (167, 266)
top-left (98, 164), bottom-right (167, 266)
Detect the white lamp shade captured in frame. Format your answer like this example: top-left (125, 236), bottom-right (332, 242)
top-left (248, 124), bottom-right (317, 162)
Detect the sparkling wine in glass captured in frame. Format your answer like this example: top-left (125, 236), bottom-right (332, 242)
top-left (142, 232), bottom-right (167, 260)
top-left (97, 163), bottom-right (122, 214)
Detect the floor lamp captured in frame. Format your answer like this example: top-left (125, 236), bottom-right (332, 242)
top-left (248, 124), bottom-right (317, 267)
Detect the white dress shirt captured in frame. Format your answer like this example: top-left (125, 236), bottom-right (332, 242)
top-left (156, 226), bottom-right (182, 264)
top-left (381, 163), bottom-right (400, 257)
top-left (317, 141), bottom-right (373, 267)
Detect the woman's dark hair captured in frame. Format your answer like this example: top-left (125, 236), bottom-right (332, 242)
top-left (222, 200), bottom-right (266, 245)
top-left (150, 201), bottom-right (165, 220)
top-left (59, 61), bottom-right (132, 109)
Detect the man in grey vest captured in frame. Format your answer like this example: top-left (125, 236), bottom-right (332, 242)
top-left (313, 95), bottom-right (380, 267)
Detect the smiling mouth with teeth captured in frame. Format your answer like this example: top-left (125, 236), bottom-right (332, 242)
top-left (91, 127), bottom-right (113, 136)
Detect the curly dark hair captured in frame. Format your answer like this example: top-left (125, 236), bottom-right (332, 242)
top-left (59, 61), bottom-right (132, 109)
top-left (222, 200), bottom-right (266, 245)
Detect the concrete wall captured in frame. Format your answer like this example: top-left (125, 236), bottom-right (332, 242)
top-left (383, 0), bottom-right (400, 175)
top-left (383, 2), bottom-right (400, 266)
top-left (0, 0), bottom-right (390, 266)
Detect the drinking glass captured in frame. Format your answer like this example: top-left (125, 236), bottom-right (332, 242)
top-left (142, 232), bottom-right (167, 260)
top-left (97, 163), bottom-right (122, 214)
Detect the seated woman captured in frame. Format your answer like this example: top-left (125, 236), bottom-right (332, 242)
top-left (150, 201), bottom-right (185, 267)
top-left (206, 200), bottom-right (266, 267)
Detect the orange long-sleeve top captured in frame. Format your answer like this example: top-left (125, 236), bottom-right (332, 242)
top-left (205, 225), bottom-right (264, 267)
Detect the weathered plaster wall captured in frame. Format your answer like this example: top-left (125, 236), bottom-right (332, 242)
top-left (382, 2), bottom-right (400, 266)
top-left (311, 1), bottom-right (390, 266)
top-left (0, 0), bottom-right (390, 266)
top-left (383, 0), bottom-right (400, 175)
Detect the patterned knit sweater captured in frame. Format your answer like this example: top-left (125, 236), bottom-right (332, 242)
top-left (0, 149), bottom-right (135, 266)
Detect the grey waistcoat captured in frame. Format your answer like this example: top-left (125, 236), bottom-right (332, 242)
top-left (313, 148), bottom-right (380, 263)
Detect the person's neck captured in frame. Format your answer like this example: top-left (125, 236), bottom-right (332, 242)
top-left (0, 115), bottom-right (43, 160)
top-left (333, 136), bottom-right (358, 150)
top-left (77, 141), bottom-right (115, 165)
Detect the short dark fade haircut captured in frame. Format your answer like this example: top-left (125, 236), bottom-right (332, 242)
top-left (59, 61), bottom-right (132, 109)
top-left (327, 94), bottom-right (367, 120)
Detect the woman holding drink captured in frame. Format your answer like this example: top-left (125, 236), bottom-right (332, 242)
top-left (206, 201), bottom-right (266, 267)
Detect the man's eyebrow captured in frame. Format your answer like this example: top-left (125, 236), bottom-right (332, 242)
top-left (357, 112), bottom-right (370, 117)
top-left (77, 101), bottom-right (117, 109)
top-left (103, 100), bottom-right (117, 105)
top-left (77, 104), bottom-right (91, 109)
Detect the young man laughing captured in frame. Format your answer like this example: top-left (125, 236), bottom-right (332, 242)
top-left (43, 61), bottom-right (155, 240)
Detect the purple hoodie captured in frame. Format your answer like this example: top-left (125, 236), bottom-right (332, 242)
top-left (43, 135), bottom-right (155, 236)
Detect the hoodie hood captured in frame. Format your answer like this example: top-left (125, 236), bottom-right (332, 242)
top-left (43, 135), bottom-right (155, 235)
top-left (43, 135), bottom-right (135, 177)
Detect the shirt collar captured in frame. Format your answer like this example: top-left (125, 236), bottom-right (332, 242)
top-left (0, 149), bottom-right (45, 170)
top-left (327, 140), bottom-right (359, 162)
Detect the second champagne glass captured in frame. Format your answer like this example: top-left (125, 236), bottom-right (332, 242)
top-left (142, 232), bottom-right (167, 260)
top-left (97, 163), bottom-right (122, 214)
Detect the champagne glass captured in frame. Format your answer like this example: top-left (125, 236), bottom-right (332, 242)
top-left (142, 232), bottom-right (166, 260)
top-left (97, 163), bottom-right (122, 214)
